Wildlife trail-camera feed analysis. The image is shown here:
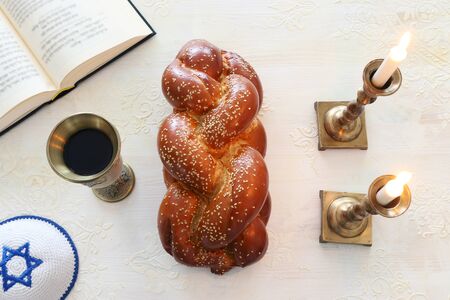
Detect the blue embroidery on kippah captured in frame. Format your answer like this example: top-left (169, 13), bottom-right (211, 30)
top-left (0, 215), bottom-right (79, 300)
top-left (0, 242), bottom-right (43, 292)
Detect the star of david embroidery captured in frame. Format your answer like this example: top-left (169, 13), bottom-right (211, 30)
top-left (0, 242), bottom-right (43, 292)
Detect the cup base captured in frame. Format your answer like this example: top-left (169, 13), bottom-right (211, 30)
top-left (93, 163), bottom-right (135, 202)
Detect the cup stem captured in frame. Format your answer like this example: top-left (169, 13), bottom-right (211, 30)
top-left (93, 163), bottom-right (135, 202)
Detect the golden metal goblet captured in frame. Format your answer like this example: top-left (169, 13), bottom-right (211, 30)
top-left (47, 113), bottom-right (135, 202)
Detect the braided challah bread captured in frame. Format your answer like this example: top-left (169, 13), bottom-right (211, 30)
top-left (157, 39), bottom-right (271, 274)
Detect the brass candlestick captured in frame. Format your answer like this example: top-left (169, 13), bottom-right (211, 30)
top-left (47, 113), bottom-right (135, 202)
top-left (315, 59), bottom-right (402, 150)
top-left (319, 175), bottom-right (411, 246)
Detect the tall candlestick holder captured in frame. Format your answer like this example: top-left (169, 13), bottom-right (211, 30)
top-left (315, 59), bottom-right (402, 150)
top-left (319, 175), bottom-right (411, 246)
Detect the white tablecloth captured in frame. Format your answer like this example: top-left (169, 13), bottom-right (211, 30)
top-left (1, 0), bottom-right (449, 299)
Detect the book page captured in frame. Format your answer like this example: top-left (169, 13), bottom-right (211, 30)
top-left (0, 0), bottom-right (152, 86)
top-left (0, 13), bottom-right (54, 117)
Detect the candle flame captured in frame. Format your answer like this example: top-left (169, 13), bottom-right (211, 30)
top-left (389, 32), bottom-right (410, 62)
top-left (395, 171), bottom-right (412, 185)
top-left (398, 32), bottom-right (411, 50)
top-left (384, 171), bottom-right (412, 197)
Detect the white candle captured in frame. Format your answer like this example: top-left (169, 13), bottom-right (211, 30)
top-left (371, 32), bottom-right (411, 88)
top-left (376, 172), bottom-right (412, 206)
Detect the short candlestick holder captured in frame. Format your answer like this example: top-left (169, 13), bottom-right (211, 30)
top-left (315, 59), bottom-right (402, 150)
top-left (319, 175), bottom-right (411, 246)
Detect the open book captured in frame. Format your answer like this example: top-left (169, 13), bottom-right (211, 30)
top-left (0, 0), bottom-right (155, 134)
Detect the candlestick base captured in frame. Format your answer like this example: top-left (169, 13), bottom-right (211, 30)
top-left (319, 190), bottom-right (372, 246)
top-left (315, 101), bottom-right (368, 151)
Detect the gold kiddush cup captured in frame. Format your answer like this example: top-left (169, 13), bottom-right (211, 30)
top-left (47, 113), bottom-right (135, 202)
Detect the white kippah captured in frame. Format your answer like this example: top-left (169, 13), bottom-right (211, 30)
top-left (0, 216), bottom-right (79, 300)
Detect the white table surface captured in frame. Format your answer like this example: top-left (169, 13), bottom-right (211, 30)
top-left (1, 0), bottom-right (450, 299)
